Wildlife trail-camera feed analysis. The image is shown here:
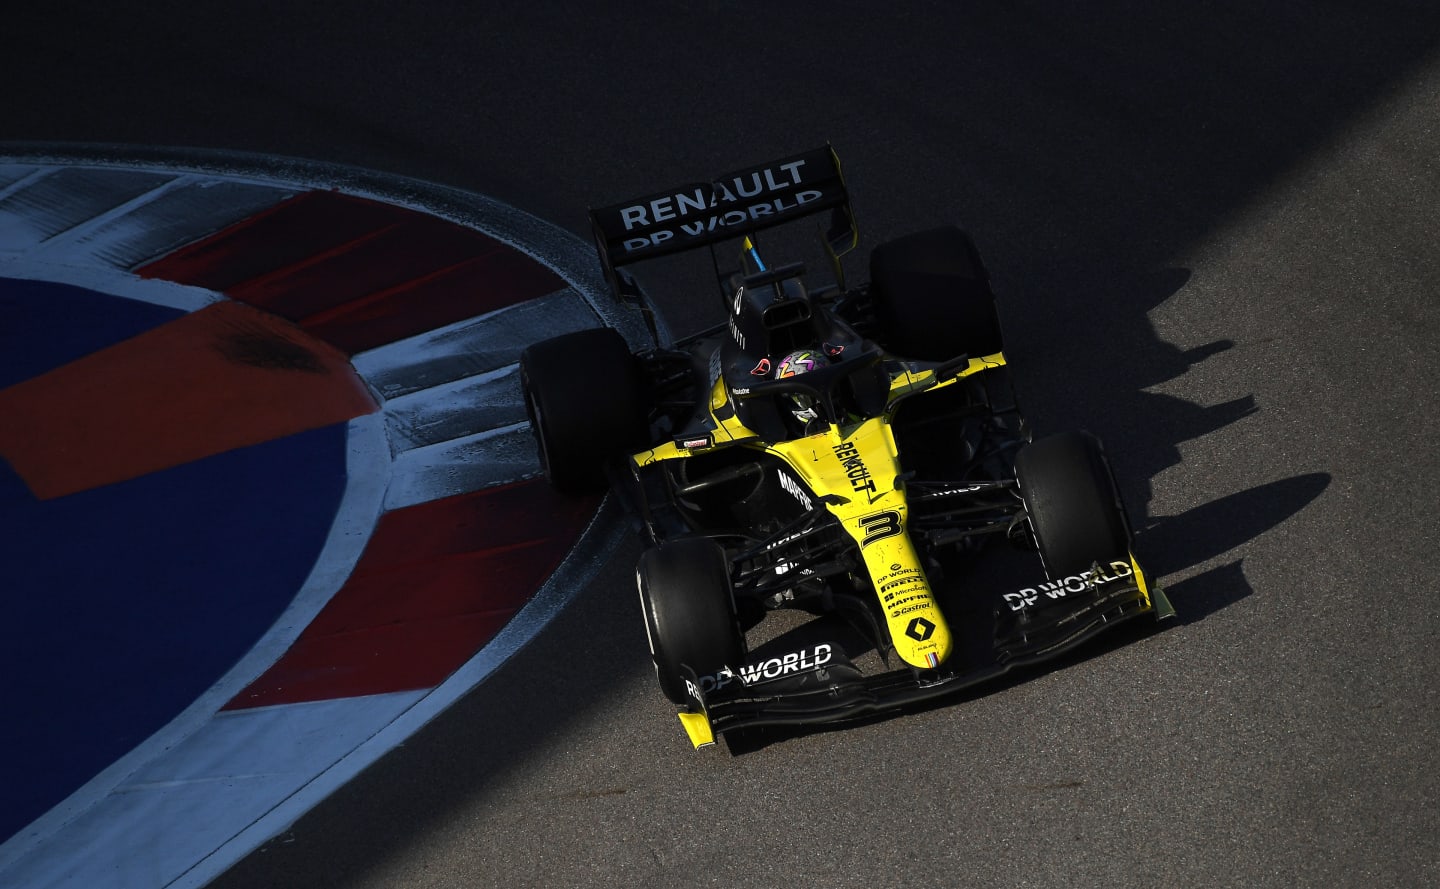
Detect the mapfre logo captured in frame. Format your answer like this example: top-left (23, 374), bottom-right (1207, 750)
top-left (778, 472), bottom-right (813, 512)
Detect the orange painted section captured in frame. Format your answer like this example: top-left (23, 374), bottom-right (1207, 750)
top-left (0, 301), bottom-right (378, 500)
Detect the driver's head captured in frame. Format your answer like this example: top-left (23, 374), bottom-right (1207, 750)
top-left (776, 349), bottom-right (824, 379)
top-left (775, 349), bottom-right (826, 426)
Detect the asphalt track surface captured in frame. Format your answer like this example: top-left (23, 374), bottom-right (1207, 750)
top-left (6, 3), bottom-right (1439, 887)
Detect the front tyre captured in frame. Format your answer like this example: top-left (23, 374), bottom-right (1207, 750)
top-left (636, 537), bottom-right (746, 705)
top-left (1015, 431), bottom-right (1131, 579)
top-left (519, 327), bottom-right (649, 495)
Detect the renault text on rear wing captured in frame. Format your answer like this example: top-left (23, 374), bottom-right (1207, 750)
top-left (589, 145), bottom-right (853, 275)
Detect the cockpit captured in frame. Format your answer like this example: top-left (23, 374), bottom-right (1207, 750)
top-left (718, 263), bottom-right (888, 440)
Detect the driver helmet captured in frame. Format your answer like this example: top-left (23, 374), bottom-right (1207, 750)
top-left (775, 349), bottom-right (826, 425)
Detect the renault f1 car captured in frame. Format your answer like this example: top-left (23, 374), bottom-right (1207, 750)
top-left (521, 146), bottom-right (1172, 748)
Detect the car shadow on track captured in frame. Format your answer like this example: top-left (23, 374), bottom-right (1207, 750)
top-left (1139, 471), bottom-right (1331, 623)
top-left (1003, 263), bottom-right (1328, 609)
top-left (1007, 267), bottom-right (1254, 512)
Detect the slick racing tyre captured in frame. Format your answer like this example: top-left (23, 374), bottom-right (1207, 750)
top-left (1015, 431), bottom-right (1131, 579)
top-left (868, 225), bottom-right (1004, 361)
top-left (636, 537), bottom-right (746, 705)
top-left (520, 327), bottom-right (649, 495)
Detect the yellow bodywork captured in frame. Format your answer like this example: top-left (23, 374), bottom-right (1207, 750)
top-left (678, 710), bottom-right (716, 748)
top-left (765, 417), bottom-right (950, 669)
top-left (634, 352), bottom-right (1007, 672)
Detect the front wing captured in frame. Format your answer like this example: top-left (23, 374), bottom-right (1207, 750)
top-left (677, 564), bottom-right (1173, 748)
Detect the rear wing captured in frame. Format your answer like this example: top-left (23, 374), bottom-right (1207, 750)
top-left (589, 145), bottom-right (857, 296)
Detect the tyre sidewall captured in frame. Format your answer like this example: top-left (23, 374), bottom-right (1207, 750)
top-left (1015, 431), bottom-right (1131, 579)
top-left (636, 537), bottom-right (745, 705)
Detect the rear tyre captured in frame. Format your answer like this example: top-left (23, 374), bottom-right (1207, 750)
top-left (519, 327), bottom-right (649, 495)
top-left (1015, 431), bottom-right (1131, 579)
top-left (636, 537), bottom-right (746, 705)
top-left (868, 225), bottom-right (1004, 361)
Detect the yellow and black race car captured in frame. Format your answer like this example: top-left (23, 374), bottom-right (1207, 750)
top-left (521, 146), bottom-right (1173, 749)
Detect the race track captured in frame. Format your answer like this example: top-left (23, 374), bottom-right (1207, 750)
top-left (5, 3), bottom-right (1439, 887)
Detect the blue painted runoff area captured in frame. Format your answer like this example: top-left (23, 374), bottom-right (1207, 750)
top-left (0, 278), bottom-right (350, 844)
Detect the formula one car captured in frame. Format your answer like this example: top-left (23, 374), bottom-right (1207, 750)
top-left (520, 146), bottom-right (1172, 748)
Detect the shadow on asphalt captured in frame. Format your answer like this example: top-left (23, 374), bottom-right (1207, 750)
top-left (1141, 472), bottom-right (1332, 620)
